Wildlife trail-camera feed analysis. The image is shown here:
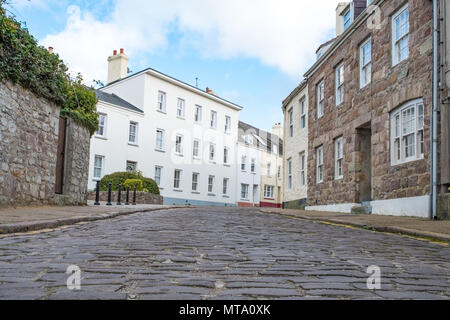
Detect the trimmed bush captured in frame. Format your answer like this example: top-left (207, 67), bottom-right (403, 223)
top-left (99, 171), bottom-right (160, 195)
top-left (123, 179), bottom-right (143, 191)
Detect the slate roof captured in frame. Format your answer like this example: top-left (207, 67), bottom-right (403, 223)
top-left (96, 90), bottom-right (144, 113)
top-left (238, 121), bottom-right (283, 156)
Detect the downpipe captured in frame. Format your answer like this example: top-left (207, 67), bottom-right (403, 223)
top-left (431, 0), bottom-right (439, 219)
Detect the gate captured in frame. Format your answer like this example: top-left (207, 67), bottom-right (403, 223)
top-left (55, 116), bottom-right (67, 194)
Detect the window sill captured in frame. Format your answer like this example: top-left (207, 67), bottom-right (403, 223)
top-left (155, 148), bottom-right (166, 153)
top-left (191, 191), bottom-right (200, 194)
top-left (128, 143), bottom-right (139, 147)
top-left (192, 156), bottom-right (201, 160)
top-left (157, 109), bottom-right (167, 114)
top-left (208, 193), bottom-right (216, 197)
top-left (391, 155), bottom-right (424, 167)
top-left (177, 116), bottom-right (185, 120)
top-left (264, 198), bottom-right (275, 200)
top-left (173, 188), bottom-right (183, 192)
top-left (94, 135), bottom-right (107, 140)
top-left (223, 195), bottom-right (230, 198)
top-left (92, 178), bottom-right (101, 182)
top-left (224, 164), bottom-right (231, 167)
top-left (209, 161), bottom-right (216, 165)
top-left (240, 199), bottom-right (250, 202)
top-left (175, 153), bottom-right (184, 157)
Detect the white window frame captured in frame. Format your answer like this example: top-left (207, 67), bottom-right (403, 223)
top-left (317, 80), bottom-right (324, 119)
top-left (193, 139), bottom-right (200, 158)
top-left (192, 172), bottom-right (199, 192)
top-left (343, 6), bottom-right (352, 31)
top-left (335, 63), bottom-right (344, 106)
top-left (300, 152), bottom-right (306, 187)
top-left (209, 143), bottom-right (216, 162)
top-left (223, 147), bottom-right (229, 165)
top-left (288, 108), bottom-right (294, 137)
top-left (155, 129), bottom-right (165, 151)
top-left (175, 134), bottom-right (184, 155)
top-left (267, 162), bottom-right (271, 177)
top-left (225, 116), bottom-right (231, 133)
top-left (287, 159), bottom-right (292, 189)
top-left (277, 165), bottom-right (281, 180)
top-left (126, 161), bottom-right (137, 173)
top-left (129, 121), bottom-right (138, 144)
top-left (195, 105), bottom-right (202, 122)
top-left (241, 155), bottom-right (247, 171)
top-left (241, 184), bottom-right (249, 200)
top-left (316, 146), bottom-right (324, 184)
top-left (223, 178), bottom-right (229, 196)
top-left (208, 175), bottom-right (215, 194)
top-left (251, 158), bottom-right (256, 173)
top-left (177, 98), bottom-right (185, 119)
top-left (157, 91), bottom-right (166, 112)
top-left (93, 155), bottom-right (104, 180)
top-left (392, 4), bottom-right (410, 66)
top-left (300, 99), bottom-right (306, 129)
top-left (96, 113), bottom-right (107, 137)
top-left (335, 137), bottom-right (344, 180)
top-left (210, 110), bottom-right (217, 129)
top-left (390, 99), bottom-right (425, 166)
top-left (360, 38), bottom-right (372, 88)
top-left (264, 185), bottom-right (275, 199)
top-left (174, 169), bottom-right (182, 190)
top-left (154, 166), bottom-right (162, 187)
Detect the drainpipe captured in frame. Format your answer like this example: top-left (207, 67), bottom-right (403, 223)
top-left (431, 0), bottom-right (439, 219)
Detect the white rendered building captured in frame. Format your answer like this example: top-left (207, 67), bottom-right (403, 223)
top-left (88, 49), bottom-right (242, 206)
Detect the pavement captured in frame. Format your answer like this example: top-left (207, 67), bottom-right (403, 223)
top-left (0, 201), bottom-right (188, 234)
top-left (260, 208), bottom-right (450, 242)
top-left (0, 207), bottom-right (448, 300)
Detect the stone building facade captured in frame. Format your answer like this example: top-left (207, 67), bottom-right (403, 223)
top-left (282, 81), bottom-right (308, 209)
top-left (304, 0), bottom-right (435, 217)
top-left (0, 81), bottom-right (91, 207)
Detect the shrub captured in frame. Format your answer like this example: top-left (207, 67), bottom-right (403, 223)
top-left (141, 177), bottom-right (160, 195)
top-left (99, 171), bottom-right (160, 195)
top-left (0, 2), bottom-right (98, 135)
top-left (123, 179), bottom-right (143, 191)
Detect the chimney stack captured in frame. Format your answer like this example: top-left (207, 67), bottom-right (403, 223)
top-left (107, 48), bottom-right (129, 84)
top-left (272, 122), bottom-right (283, 139)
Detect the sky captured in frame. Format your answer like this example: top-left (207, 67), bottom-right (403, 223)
top-left (4, 0), bottom-right (341, 132)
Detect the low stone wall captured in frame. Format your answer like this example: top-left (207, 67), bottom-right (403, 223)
top-left (438, 194), bottom-right (450, 220)
top-left (283, 198), bottom-right (307, 210)
top-left (87, 191), bottom-right (163, 205)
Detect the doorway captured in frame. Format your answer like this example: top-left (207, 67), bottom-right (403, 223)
top-left (55, 117), bottom-right (66, 194)
top-left (356, 126), bottom-right (372, 203)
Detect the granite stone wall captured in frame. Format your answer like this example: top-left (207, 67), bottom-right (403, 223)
top-left (0, 81), bottom-right (90, 207)
top-left (306, 0), bottom-right (434, 207)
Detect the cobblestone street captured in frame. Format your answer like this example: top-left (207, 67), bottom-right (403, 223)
top-left (0, 207), bottom-right (449, 300)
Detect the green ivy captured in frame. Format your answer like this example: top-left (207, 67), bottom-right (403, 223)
top-left (0, 2), bottom-right (99, 135)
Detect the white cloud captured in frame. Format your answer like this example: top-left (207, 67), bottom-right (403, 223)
top-left (40, 0), bottom-right (342, 83)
